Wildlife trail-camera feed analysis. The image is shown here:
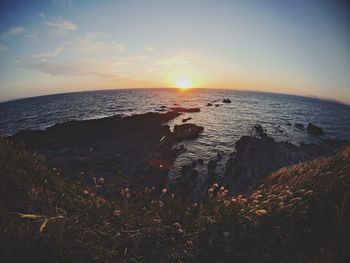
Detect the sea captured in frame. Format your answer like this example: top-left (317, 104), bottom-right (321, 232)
top-left (1, 88), bottom-right (350, 178)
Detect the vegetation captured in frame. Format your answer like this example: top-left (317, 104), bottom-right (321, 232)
top-left (1, 135), bottom-right (349, 263)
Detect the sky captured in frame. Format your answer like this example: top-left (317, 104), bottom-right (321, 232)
top-left (0, 0), bottom-right (349, 103)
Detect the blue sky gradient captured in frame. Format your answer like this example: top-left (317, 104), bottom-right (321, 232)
top-left (0, 0), bottom-right (349, 103)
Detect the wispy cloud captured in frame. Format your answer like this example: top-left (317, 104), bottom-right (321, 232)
top-left (33, 47), bottom-right (63, 59)
top-left (156, 55), bottom-right (193, 66)
top-left (0, 26), bottom-right (24, 40)
top-left (45, 17), bottom-right (77, 31)
top-left (23, 58), bottom-right (117, 79)
top-left (78, 32), bottom-right (126, 54)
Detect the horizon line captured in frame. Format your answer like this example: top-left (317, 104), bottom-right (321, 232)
top-left (1, 87), bottom-right (349, 107)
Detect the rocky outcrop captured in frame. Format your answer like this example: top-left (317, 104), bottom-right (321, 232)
top-left (307, 123), bottom-right (325, 136)
top-left (182, 117), bottom-right (192, 123)
top-left (170, 107), bottom-right (200, 113)
top-left (223, 98), bottom-right (232, 103)
top-left (173, 123), bottom-right (204, 141)
top-left (223, 125), bottom-right (346, 194)
top-left (10, 111), bottom-right (200, 191)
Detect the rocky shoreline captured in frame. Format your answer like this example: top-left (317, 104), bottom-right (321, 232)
top-left (10, 111), bottom-right (203, 193)
top-left (9, 107), bottom-right (348, 200)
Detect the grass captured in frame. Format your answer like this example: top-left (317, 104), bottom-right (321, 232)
top-left (0, 134), bottom-right (349, 262)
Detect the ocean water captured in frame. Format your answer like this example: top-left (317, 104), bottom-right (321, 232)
top-left (1, 88), bottom-right (350, 178)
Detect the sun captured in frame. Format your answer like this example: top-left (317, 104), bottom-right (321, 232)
top-left (175, 78), bottom-right (192, 90)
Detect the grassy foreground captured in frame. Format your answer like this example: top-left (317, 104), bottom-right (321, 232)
top-left (1, 135), bottom-right (350, 263)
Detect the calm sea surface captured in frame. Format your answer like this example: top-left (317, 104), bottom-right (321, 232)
top-left (1, 88), bottom-right (350, 178)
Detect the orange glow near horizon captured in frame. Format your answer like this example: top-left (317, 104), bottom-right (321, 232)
top-left (175, 78), bottom-right (192, 90)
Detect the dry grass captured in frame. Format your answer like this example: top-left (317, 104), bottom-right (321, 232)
top-left (1, 135), bottom-right (349, 262)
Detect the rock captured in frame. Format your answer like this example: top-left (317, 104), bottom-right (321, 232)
top-left (206, 103), bottom-right (213, 106)
top-left (294, 123), bottom-right (304, 130)
top-left (224, 124), bottom-right (344, 194)
top-left (307, 123), bottom-right (325, 136)
top-left (223, 98), bottom-right (232, 103)
top-left (173, 124), bottom-right (204, 141)
top-left (207, 159), bottom-right (217, 173)
top-left (252, 124), bottom-right (267, 138)
top-left (182, 117), bottom-right (192, 123)
top-left (215, 104), bottom-right (220, 107)
top-left (10, 111), bottom-right (183, 191)
top-left (189, 169), bottom-right (199, 178)
top-left (170, 107), bottom-right (200, 113)
top-left (160, 105), bottom-right (167, 109)
top-left (191, 160), bottom-right (197, 168)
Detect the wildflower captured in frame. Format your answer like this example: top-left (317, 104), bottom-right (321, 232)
top-left (185, 240), bottom-right (193, 247)
top-left (224, 200), bottom-right (231, 206)
top-left (220, 186), bottom-right (225, 191)
top-left (255, 209), bottom-right (268, 216)
top-left (112, 209), bottom-right (122, 218)
top-left (92, 176), bottom-right (97, 184)
top-left (240, 198), bottom-right (247, 203)
top-left (192, 202), bottom-right (198, 208)
top-left (171, 193), bottom-right (175, 199)
top-left (98, 177), bottom-right (105, 184)
top-left (208, 188), bottom-right (214, 193)
top-left (162, 188), bottom-right (167, 194)
top-left (212, 183), bottom-right (219, 188)
top-left (97, 197), bottom-right (107, 206)
top-left (121, 187), bottom-right (130, 198)
top-left (172, 222), bottom-right (182, 230)
top-left (82, 190), bottom-right (89, 196)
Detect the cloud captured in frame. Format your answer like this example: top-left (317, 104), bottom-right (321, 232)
top-left (78, 32), bottom-right (107, 53)
top-left (23, 59), bottom-right (117, 78)
top-left (45, 17), bottom-right (77, 31)
top-left (0, 26), bottom-right (24, 40)
top-left (33, 47), bottom-right (63, 59)
top-left (156, 55), bottom-right (193, 66)
top-left (78, 32), bottom-right (126, 54)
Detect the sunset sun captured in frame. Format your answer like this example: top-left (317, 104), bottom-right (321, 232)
top-left (175, 78), bottom-right (192, 90)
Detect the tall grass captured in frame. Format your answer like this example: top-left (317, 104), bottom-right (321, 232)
top-left (1, 135), bottom-right (349, 262)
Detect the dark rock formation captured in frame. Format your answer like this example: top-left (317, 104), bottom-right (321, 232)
top-left (173, 124), bottom-right (204, 141)
top-left (307, 123), bottom-right (325, 136)
top-left (223, 125), bottom-right (346, 194)
top-left (170, 107), bottom-right (200, 113)
top-left (206, 103), bottom-right (213, 106)
top-left (9, 111), bottom-right (198, 191)
top-left (182, 117), bottom-right (192, 123)
top-left (223, 98), bottom-right (232, 103)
